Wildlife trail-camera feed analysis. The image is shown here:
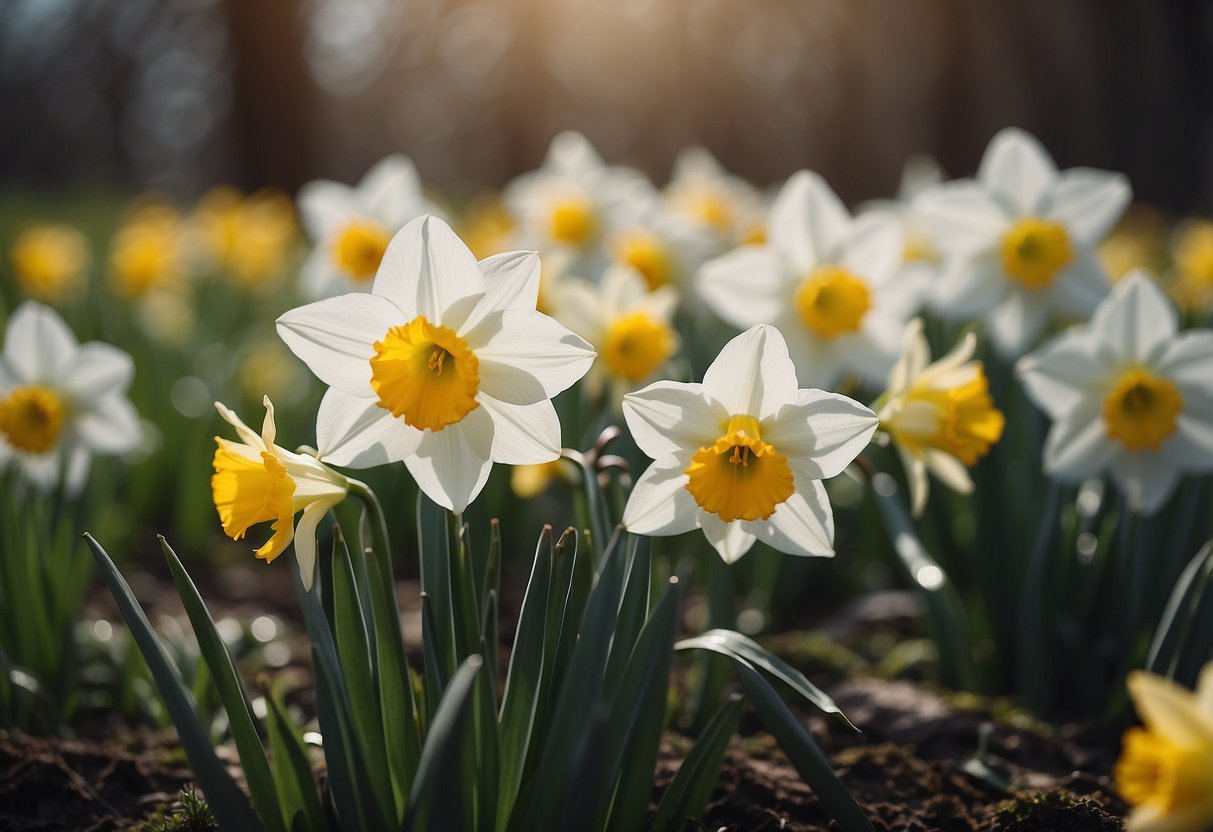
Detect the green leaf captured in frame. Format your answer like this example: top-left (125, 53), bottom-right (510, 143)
top-left (496, 526), bottom-right (554, 830)
top-left (735, 658), bottom-right (874, 832)
top-left (473, 637), bottom-right (500, 832)
top-left (84, 534), bottom-right (265, 832)
top-left (159, 537), bottom-right (284, 832)
top-left (264, 686), bottom-right (324, 832)
top-left (676, 629), bottom-right (855, 731)
top-left (405, 655), bottom-right (484, 832)
top-left (602, 534), bottom-right (652, 696)
top-left (647, 694), bottom-right (743, 832)
top-left (417, 495), bottom-right (456, 699)
top-left (1148, 540), bottom-right (1213, 683)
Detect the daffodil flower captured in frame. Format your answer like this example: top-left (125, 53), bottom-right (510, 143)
top-left (1115, 665), bottom-right (1213, 832)
top-left (277, 215), bottom-right (595, 513)
top-left (621, 324), bottom-right (878, 563)
top-left (0, 301), bottom-right (141, 494)
top-left (1017, 272), bottom-right (1213, 514)
top-left (211, 397), bottom-right (349, 590)
top-left (298, 155), bottom-right (439, 298)
top-left (109, 204), bottom-right (187, 299)
top-left (664, 146), bottom-right (767, 251)
top-left (859, 155), bottom-right (946, 308)
top-left (698, 170), bottom-right (916, 390)
top-left (550, 264), bottom-right (680, 407)
top-left (916, 127), bottom-right (1131, 357)
top-left (875, 319), bottom-right (1004, 516)
top-left (10, 224), bottom-right (90, 304)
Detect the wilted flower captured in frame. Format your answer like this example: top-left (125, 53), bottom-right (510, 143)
top-left (211, 397), bottom-right (349, 589)
top-left (109, 203), bottom-right (187, 298)
top-left (0, 301), bottom-right (141, 493)
top-left (1018, 272), bottom-right (1213, 514)
top-left (875, 319), bottom-right (1004, 516)
top-left (193, 186), bottom-right (296, 287)
top-left (277, 215), bottom-right (595, 513)
top-left (1115, 664), bottom-right (1213, 832)
top-left (664, 146), bottom-right (766, 251)
top-left (622, 325), bottom-right (877, 563)
top-left (550, 264), bottom-right (679, 407)
top-left (297, 155), bottom-right (438, 298)
top-left (10, 223), bottom-right (90, 303)
top-left (699, 170), bottom-right (916, 389)
top-left (917, 127), bottom-right (1131, 357)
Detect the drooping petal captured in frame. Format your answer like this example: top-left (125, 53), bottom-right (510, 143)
top-left (405, 407), bottom-right (495, 513)
top-left (1090, 271), bottom-right (1178, 364)
top-left (293, 499), bottom-right (332, 591)
top-left (3, 301), bottom-right (79, 383)
top-left (63, 444), bottom-right (92, 498)
top-left (60, 343), bottom-right (134, 401)
top-left (1111, 449), bottom-right (1184, 516)
top-left (764, 389), bottom-right (878, 480)
top-left (276, 293), bottom-right (402, 395)
top-left (922, 449), bottom-right (974, 494)
top-left (1043, 168), bottom-right (1132, 246)
top-left (373, 215), bottom-right (485, 322)
top-left (477, 394), bottom-right (562, 465)
top-left (977, 127), bottom-right (1058, 213)
top-left (761, 483), bottom-right (835, 557)
top-left (697, 246), bottom-right (789, 329)
top-left (621, 453), bottom-right (701, 536)
top-left (315, 388), bottom-right (421, 467)
top-left (698, 511), bottom-right (757, 564)
top-left (474, 308), bottom-right (595, 403)
top-left (702, 325), bottom-right (798, 420)
top-left (623, 380), bottom-right (726, 460)
top-left (214, 401), bottom-right (264, 449)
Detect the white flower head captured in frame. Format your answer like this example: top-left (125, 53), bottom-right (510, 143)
top-left (664, 146), bottom-right (767, 251)
top-left (212, 397), bottom-right (349, 590)
top-left (298, 154), bottom-right (440, 298)
top-left (549, 264), bottom-right (680, 407)
top-left (0, 301), bottom-right (141, 494)
top-left (621, 324), bottom-right (878, 563)
top-left (698, 170), bottom-right (917, 390)
top-left (503, 131), bottom-right (659, 276)
top-left (277, 215), bottom-right (596, 513)
top-left (859, 155), bottom-right (946, 308)
top-left (607, 204), bottom-right (714, 297)
top-left (1017, 271), bottom-right (1213, 514)
top-left (917, 127), bottom-right (1132, 357)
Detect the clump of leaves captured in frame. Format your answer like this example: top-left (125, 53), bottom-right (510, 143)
top-left (139, 786), bottom-right (218, 832)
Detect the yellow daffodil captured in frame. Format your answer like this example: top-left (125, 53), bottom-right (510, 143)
top-left (510, 458), bottom-right (578, 499)
top-left (1115, 664), bottom-right (1213, 831)
top-left (1171, 219), bottom-right (1213, 313)
top-left (10, 223), bottom-right (90, 303)
top-left (875, 319), bottom-right (1004, 516)
top-left (211, 396), bottom-right (349, 589)
top-left (109, 204), bottom-right (187, 298)
top-left (193, 186), bottom-right (296, 287)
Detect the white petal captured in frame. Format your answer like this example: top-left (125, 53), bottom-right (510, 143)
top-left (839, 214), bottom-right (902, 288)
top-left (276, 293), bottom-right (401, 395)
top-left (1042, 407), bottom-right (1115, 481)
top-left (623, 381), bottom-right (725, 460)
top-left (1018, 331), bottom-right (1113, 418)
top-left (296, 180), bottom-right (357, 240)
top-left (373, 215), bottom-right (484, 322)
top-left (360, 154), bottom-right (425, 224)
top-left (899, 448), bottom-right (930, 517)
top-left (1162, 414), bottom-right (1213, 473)
top-left (1043, 168), bottom-right (1132, 246)
top-left (922, 449), bottom-right (974, 494)
top-left (546, 130), bottom-right (604, 175)
top-left (1127, 670), bottom-right (1213, 746)
top-left (768, 170), bottom-right (850, 270)
top-left (459, 250), bottom-right (542, 333)
top-left (1157, 331), bottom-right (1213, 397)
top-left (930, 254), bottom-right (1006, 319)
top-left (293, 500), bottom-right (332, 591)
top-left (697, 246), bottom-right (788, 328)
top-left (1048, 250), bottom-right (1110, 319)
top-left (214, 401), bottom-right (263, 449)
top-left (886, 319), bottom-right (930, 396)
top-left (987, 291), bottom-right (1048, 359)
top-left (1111, 450), bottom-right (1182, 515)
top-left (315, 388), bottom-right (421, 467)
top-left (621, 453), bottom-right (701, 536)
top-left (3, 301), bottom-right (78, 383)
top-left (474, 309), bottom-right (595, 404)
top-left (1089, 272), bottom-right (1177, 363)
top-left (698, 511), bottom-right (757, 564)
top-left (61, 343), bottom-right (134, 401)
top-left (765, 389), bottom-right (877, 479)
top-left (835, 324), bottom-right (904, 387)
top-left (977, 127), bottom-right (1058, 212)
top-left (63, 444), bottom-right (91, 497)
top-left (914, 183), bottom-right (1007, 259)
top-left (75, 395), bottom-right (142, 454)
top-left (780, 322), bottom-right (842, 391)
top-left (478, 395), bottom-right (561, 464)
top-left (761, 483), bottom-right (835, 557)
top-left (702, 325), bottom-right (798, 419)
top-left (405, 408), bottom-right (495, 513)
top-left (18, 448), bottom-right (62, 492)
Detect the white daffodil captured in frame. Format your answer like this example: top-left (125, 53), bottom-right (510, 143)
top-left (277, 215), bottom-right (595, 513)
top-left (1017, 272), bottom-right (1213, 514)
top-left (875, 319), bottom-right (1004, 516)
top-left (550, 264), bottom-right (680, 407)
top-left (917, 127), bottom-right (1131, 357)
top-left (298, 155), bottom-right (439, 298)
top-left (1115, 664), bottom-right (1213, 832)
top-left (860, 155), bottom-right (946, 307)
top-left (607, 205), bottom-right (714, 296)
top-left (664, 146), bottom-right (767, 251)
top-left (503, 131), bottom-right (658, 277)
top-left (698, 170), bottom-right (916, 390)
top-left (211, 397), bottom-right (349, 590)
top-left (621, 325), bottom-right (878, 563)
top-left (0, 301), bottom-right (141, 494)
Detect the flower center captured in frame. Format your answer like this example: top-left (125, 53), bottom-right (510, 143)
top-left (614, 230), bottom-right (674, 290)
top-left (887, 370), bottom-right (1005, 466)
top-left (793, 265), bottom-right (872, 340)
top-left (549, 198), bottom-right (597, 245)
top-left (674, 190), bottom-right (732, 232)
top-left (211, 447), bottom-right (297, 562)
top-left (684, 415), bottom-right (794, 522)
top-left (1000, 217), bottom-right (1074, 290)
top-left (0, 385), bottom-right (66, 454)
top-left (1115, 727), bottom-right (1212, 816)
top-left (332, 220), bottom-right (391, 283)
top-left (1103, 368), bottom-right (1183, 452)
top-left (902, 232), bottom-right (938, 264)
top-left (370, 316), bottom-right (480, 432)
top-left (601, 311), bottom-right (676, 382)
